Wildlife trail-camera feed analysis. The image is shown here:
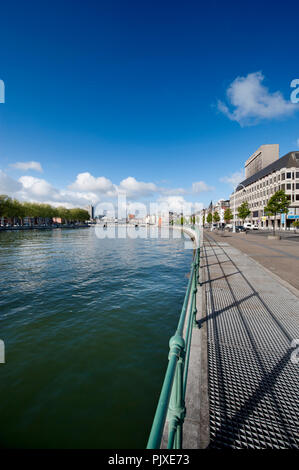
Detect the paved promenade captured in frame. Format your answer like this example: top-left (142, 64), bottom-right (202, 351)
top-left (207, 229), bottom-right (299, 292)
top-left (199, 231), bottom-right (299, 449)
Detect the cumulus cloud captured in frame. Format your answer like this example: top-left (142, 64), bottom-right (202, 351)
top-left (19, 175), bottom-right (56, 198)
top-left (156, 196), bottom-right (191, 214)
top-left (118, 176), bottom-right (158, 198)
top-left (69, 172), bottom-right (114, 193)
top-left (156, 196), bottom-right (204, 215)
top-left (217, 72), bottom-right (295, 126)
top-left (192, 181), bottom-right (215, 193)
top-left (0, 170), bottom-right (22, 194)
top-left (220, 170), bottom-right (245, 186)
top-left (0, 168), bottom-right (207, 213)
top-left (10, 161), bottom-right (43, 172)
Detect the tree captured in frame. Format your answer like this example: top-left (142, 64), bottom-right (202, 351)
top-left (292, 220), bottom-right (299, 233)
top-left (202, 214), bottom-right (205, 225)
top-left (224, 208), bottom-right (233, 224)
top-left (264, 190), bottom-right (290, 236)
top-left (0, 195), bottom-right (12, 218)
top-left (206, 212), bottom-right (212, 225)
top-left (237, 201), bottom-right (251, 225)
top-left (213, 212), bottom-right (220, 224)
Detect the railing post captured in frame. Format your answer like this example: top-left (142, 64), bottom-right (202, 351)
top-left (192, 254), bottom-right (198, 327)
top-left (166, 335), bottom-right (186, 449)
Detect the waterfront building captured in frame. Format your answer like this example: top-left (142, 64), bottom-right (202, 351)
top-left (212, 199), bottom-right (230, 226)
top-left (230, 150), bottom-right (299, 229)
top-left (244, 144), bottom-right (279, 178)
top-left (86, 204), bottom-right (95, 220)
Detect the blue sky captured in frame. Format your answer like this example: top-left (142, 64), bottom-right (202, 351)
top-left (0, 0), bottom-right (299, 212)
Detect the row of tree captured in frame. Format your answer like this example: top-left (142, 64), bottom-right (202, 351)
top-left (205, 190), bottom-right (298, 233)
top-left (0, 195), bottom-right (90, 223)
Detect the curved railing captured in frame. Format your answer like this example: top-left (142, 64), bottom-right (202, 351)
top-left (146, 227), bottom-right (200, 449)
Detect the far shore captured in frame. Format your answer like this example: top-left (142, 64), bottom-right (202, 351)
top-left (0, 224), bottom-right (90, 232)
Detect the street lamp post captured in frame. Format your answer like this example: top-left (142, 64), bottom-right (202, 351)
top-left (233, 183), bottom-right (247, 233)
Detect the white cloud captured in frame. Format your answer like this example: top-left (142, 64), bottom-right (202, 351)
top-left (156, 196), bottom-right (191, 214)
top-left (0, 170), bottom-right (22, 194)
top-left (220, 170), bottom-right (245, 187)
top-left (156, 196), bottom-right (203, 214)
top-left (69, 172), bottom-right (114, 193)
top-left (10, 161), bottom-right (43, 172)
top-left (19, 175), bottom-right (55, 198)
top-left (218, 72), bottom-right (295, 126)
top-left (118, 176), bottom-right (158, 198)
top-left (296, 138), bottom-right (299, 148)
top-left (192, 181), bottom-right (215, 193)
top-left (0, 168), bottom-right (206, 213)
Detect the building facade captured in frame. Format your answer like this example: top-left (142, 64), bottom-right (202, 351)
top-left (230, 151), bottom-right (299, 229)
top-left (212, 199), bottom-right (230, 225)
top-left (244, 144), bottom-right (279, 178)
top-left (86, 204), bottom-right (95, 220)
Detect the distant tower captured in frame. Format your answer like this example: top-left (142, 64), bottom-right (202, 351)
top-left (86, 204), bottom-right (94, 219)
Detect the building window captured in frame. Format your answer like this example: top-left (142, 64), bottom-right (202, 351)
top-left (286, 172), bottom-right (291, 179)
top-left (296, 195), bottom-right (299, 200)
top-left (281, 173), bottom-right (285, 180)
top-left (281, 184), bottom-right (285, 190)
top-left (296, 183), bottom-right (299, 190)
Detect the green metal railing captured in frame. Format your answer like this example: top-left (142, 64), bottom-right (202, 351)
top-left (146, 227), bottom-right (200, 449)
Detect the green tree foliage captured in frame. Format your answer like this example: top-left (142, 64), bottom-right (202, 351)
top-left (264, 190), bottom-right (290, 235)
top-left (237, 201), bottom-right (251, 224)
top-left (0, 195), bottom-right (89, 224)
top-left (0, 195), bottom-right (13, 217)
top-left (224, 208), bottom-right (233, 224)
top-left (213, 212), bottom-right (220, 223)
top-left (292, 220), bottom-right (299, 231)
top-left (206, 212), bottom-right (212, 224)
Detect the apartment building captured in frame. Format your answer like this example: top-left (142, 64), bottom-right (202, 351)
top-left (212, 199), bottom-right (230, 225)
top-left (230, 151), bottom-right (299, 229)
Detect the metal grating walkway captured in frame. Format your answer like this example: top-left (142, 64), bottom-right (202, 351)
top-left (202, 234), bottom-right (299, 449)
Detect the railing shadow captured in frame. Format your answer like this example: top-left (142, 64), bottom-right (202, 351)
top-left (202, 233), bottom-right (297, 448)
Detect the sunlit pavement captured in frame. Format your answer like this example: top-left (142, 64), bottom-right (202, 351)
top-left (206, 229), bottom-right (299, 292)
top-left (200, 232), bottom-right (299, 448)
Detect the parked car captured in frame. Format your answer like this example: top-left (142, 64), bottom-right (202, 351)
top-left (235, 225), bottom-right (246, 232)
top-left (243, 223), bottom-right (252, 229)
top-left (252, 225), bottom-right (259, 230)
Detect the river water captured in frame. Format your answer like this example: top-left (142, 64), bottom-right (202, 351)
top-left (0, 226), bottom-right (193, 448)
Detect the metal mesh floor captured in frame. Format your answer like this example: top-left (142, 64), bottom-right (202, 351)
top-left (203, 234), bottom-right (299, 449)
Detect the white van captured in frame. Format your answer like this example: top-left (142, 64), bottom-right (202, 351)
top-left (243, 222), bottom-right (259, 230)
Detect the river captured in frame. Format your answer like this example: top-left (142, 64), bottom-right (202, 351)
top-left (0, 226), bottom-right (193, 448)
